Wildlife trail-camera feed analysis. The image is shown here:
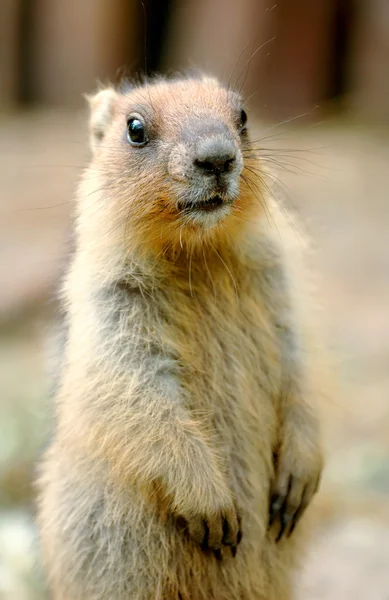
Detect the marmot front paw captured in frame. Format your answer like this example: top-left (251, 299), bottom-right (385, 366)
top-left (269, 442), bottom-right (322, 542)
top-left (182, 504), bottom-right (242, 558)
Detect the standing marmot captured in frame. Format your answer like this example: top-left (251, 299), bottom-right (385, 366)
top-left (37, 74), bottom-right (324, 600)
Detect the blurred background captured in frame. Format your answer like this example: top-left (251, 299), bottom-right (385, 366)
top-left (1, 0), bottom-right (389, 598)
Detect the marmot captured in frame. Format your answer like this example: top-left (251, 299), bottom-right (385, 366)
top-left (37, 74), bottom-right (324, 600)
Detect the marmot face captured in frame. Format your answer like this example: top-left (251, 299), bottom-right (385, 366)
top-left (86, 76), bottom-right (260, 253)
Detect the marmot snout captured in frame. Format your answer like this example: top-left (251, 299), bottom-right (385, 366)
top-left (167, 114), bottom-right (244, 225)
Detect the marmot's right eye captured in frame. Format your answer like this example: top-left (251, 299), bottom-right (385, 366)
top-left (239, 109), bottom-right (248, 131)
top-left (127, 117), bottom-right (148, 146)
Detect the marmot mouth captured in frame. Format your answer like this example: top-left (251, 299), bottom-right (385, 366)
top-left (178, 195), bottom-right (225, 213)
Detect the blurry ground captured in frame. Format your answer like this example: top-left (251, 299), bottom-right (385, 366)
top-left (0, 110), bottom-right (389, 599)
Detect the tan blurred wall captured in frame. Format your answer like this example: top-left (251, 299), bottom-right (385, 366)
top-left (1, 0), bottom-right (389, 120)
top-left (351, 0), bottom-right (389, 122)
top-left (164, 0), bottom-right (337, 116)
top-left (30, 0), bottom-right (139, 106)
top-left (163, 0), bottom-right (263, 81)
top-left (256, 0), bottom-right (337, 114)
top-left (0, 0), bottom-right (21, 107)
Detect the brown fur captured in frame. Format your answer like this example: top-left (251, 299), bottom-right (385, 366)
top-left (37, 75), bottom-right (324, 599)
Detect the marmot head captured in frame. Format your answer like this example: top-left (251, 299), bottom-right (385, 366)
top-left (84, 75), bottom-right (263, 257)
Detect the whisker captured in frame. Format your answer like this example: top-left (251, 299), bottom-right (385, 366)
top-left (243, 162), bottom-right (301, 238)
top-left (188, 244), bottom-right (194, 298)
top-left (245, 154), bottom-right (332, 181)
top-left (236, 37), bottom-right (277, 94)
top-left (241, 172), bottom-right (278, 234)
top-left (212, 245), bottom-right (238, 299)
top-left (254, 108), bottom-right (320, 138)
top-left (14, 201), bottom-right (73, 212)
top-left (227, 36), bottom-right (256, 91)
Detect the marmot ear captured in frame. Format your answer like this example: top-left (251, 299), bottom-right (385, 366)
top-left (84, 87), bottom-right (118, 154)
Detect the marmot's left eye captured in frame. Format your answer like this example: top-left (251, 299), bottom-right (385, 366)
top-left (239, 109), bottom-right (248, 131)
top-left (127, 117), bottom-right (148, 146)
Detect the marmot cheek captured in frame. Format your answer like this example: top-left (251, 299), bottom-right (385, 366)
top-left (168, 144), bottom-right (193, 182)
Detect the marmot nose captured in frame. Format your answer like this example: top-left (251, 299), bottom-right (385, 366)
top-left (194, 138), bottom-right (236, 175)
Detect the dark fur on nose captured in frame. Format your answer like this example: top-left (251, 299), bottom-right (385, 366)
top-left (194, 137), bottom-right (236, 175)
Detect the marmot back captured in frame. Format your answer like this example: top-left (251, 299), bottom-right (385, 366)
top-left (37, 74), bottom-right (324, 600)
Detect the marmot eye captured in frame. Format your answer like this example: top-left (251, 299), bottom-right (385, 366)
top-left (127, 117), bottom-right (148, 146)
top-left (239, 109), bottom-right (248, 131)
